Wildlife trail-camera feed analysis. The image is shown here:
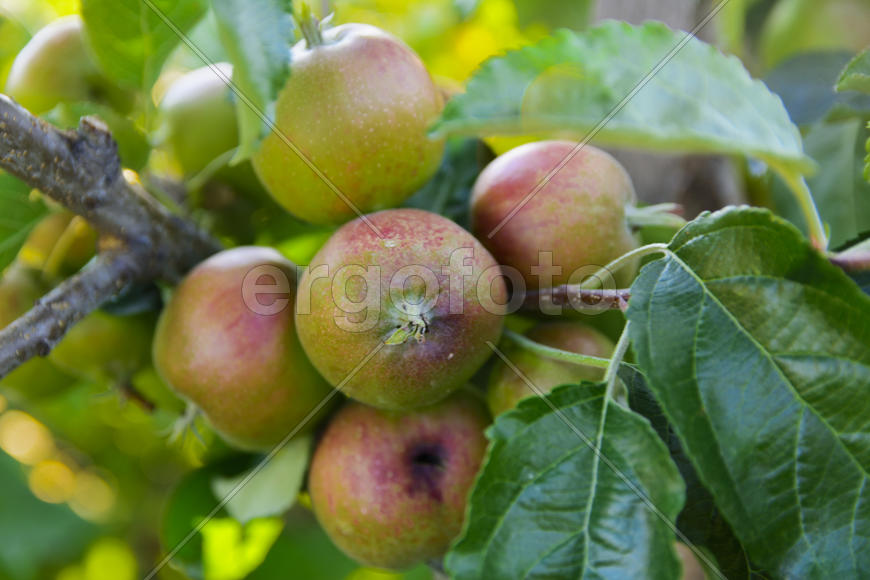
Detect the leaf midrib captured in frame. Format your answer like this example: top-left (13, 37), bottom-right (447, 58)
top-left (669, 251), bottom-right (870, 479)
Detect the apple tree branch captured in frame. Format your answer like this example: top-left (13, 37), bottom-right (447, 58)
top-left (0, 95), bottom-right (220, 378)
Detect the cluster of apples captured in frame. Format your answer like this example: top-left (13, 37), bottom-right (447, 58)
top-left (2, 15), bottom-right (641, 572)
top-left (151, 22), bottom-right (640, 570)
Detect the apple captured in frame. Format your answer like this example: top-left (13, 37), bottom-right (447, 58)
top-left (153, 246), bottom-right (334, 451)
top-left (295, 208), bottom-right (507, 410)
top-left (5, 16), bottom-right (130, 114)
top-left (17, 211), bottom-right (96, 277)
top-left (676, 542), bottom-right (707, 580)
top-left (487, 321), bottom-right (614, 416)
top-left (252, 23), bottom-right (445, 225)
top-left (0, 264), bottom-right (74, 397)
top-left (470, 140), bottom-right (639, 291)
top-left (159, 63), bottom-right (239, 179)
top-left (49, 310), bottom-right (155, 385)
top-left (308, 389), bottom-right (490, 570)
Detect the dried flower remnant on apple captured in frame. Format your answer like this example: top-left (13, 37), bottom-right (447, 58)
top-left (296, 208), bottom-right (507, 411)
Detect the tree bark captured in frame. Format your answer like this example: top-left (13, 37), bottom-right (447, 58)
top-left (0, 95), bottom-right (220, 379)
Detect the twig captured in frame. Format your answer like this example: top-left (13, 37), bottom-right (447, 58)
top-left (830, 239), bottom-right (870, 273)
top-left (521, 286), bottom-right (631, 313)
top-left (0, 95), bottom-right (221, 379)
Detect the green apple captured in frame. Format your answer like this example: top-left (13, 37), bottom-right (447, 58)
top-left (486, 321), bottom-right (614, 416)
top-left (49, 309), bottom-right (155, 385)
top-left (309, 389), bottom-right (490, 570)
top-left (252, 23), bottom-right (445, 225)
top-left (5, 16), bottom-right (130, 114)
top-left (159, 63), bottom-right (239, 178)
top-left (17, 211), bottom-right (96, 277)
top-left (0, 264), bottom-right (75, 397)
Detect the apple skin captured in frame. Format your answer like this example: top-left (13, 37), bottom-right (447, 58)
top-left (470, 141), bottom-right (639, 290)
top-left (153, 246), bottom-right (334, 451)
top-left (295, 208), bottom-right (507, 411)
top-left (159, 63), bottom-right (239, 178)
top-left (0, 264), bottom-right (74, 397)
top-left (252, 23), bottom-right (445, 225)
top-left (309, 389), bottom-right (490, 570)
top-left (5, 16), bottom-right (130, 114)
top-left (675, 543), bottom-right (707, 580)
top-left (487, 321), bottom-right (614, 416)
top-left (49, 309), bottom-right (155, 384)
top-left (18, 212), bottom-right (96, 276)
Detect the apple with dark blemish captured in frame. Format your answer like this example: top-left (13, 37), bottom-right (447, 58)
top-left (251, 21), bottom-right (445, 225)
top-left (153, 246), bottom-right (334, 451)
top-left (471, 140), bottom-right (639, 289)
top-left (295, 208), bottom-right (507, 410)
top-left (308, 389), bottom-right (490, 570)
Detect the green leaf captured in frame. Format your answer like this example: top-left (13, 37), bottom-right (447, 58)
top-left (212, 0), bottom-right (294, 163)
top-left (431, 22), bottom-right (813, 175)
top-left (769, 118), bottom-right (870, 248)
top-left (161, 467), bottom-right (225, 578)
top-left (404, 138), bottom-right (492, 230)
top-left (626, 206), bottom-right (870, 578)
top-left (201, 517), bottom-right (283, 580)
top-left (624, 368), bottom-right (758, 579)
top-left (446, 383), bottom-right (685, 580)
top-left (0, 172), bottom-right (49, 272)
top-left (623, 365), bottom-right (757, 579)
top-left (81, 0), bottom-right (208, 90)
top-left (43, 102), bottom-right (150, 170)
top-left (210, 436), bottom-right (310, 524)
top-left (837, 47), bottom-right (870, 94)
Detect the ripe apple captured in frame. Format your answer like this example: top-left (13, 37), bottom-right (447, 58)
top-left (487, 321), bottom-right (614, 416)
top-left (0, 264), bottom-right (74, 397)
top-left (295, 208), bottom-right (507, 410)
top-left (308, 389), bottom-right (490, 570)
top-left (470, 141), bottom-right (639, 291)
top-left (252, 23), bottom-right (445, 225)
top-left (5, 16), bottom-right (130, 114)
top-left (153, 246), bottom-right (334, 451)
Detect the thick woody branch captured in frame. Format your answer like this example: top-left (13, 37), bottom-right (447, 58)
top-left (0, 95), bottom-right (218, 281)
top-left (521, 286), bottom-right (631, 313)
top-left (0, 253), bottom-right (136, 377)
top-left (0, 95), bottom-right (221, 379)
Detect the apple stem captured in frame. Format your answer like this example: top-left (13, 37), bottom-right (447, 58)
top-left (504, 329), bottom-right (611, 369)
top-left (297, 2), bottom-right (325, 48)
top-left (778, 170), bottom-right (829, 251)
top-left (580, 243), bottom-right (670, 291)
